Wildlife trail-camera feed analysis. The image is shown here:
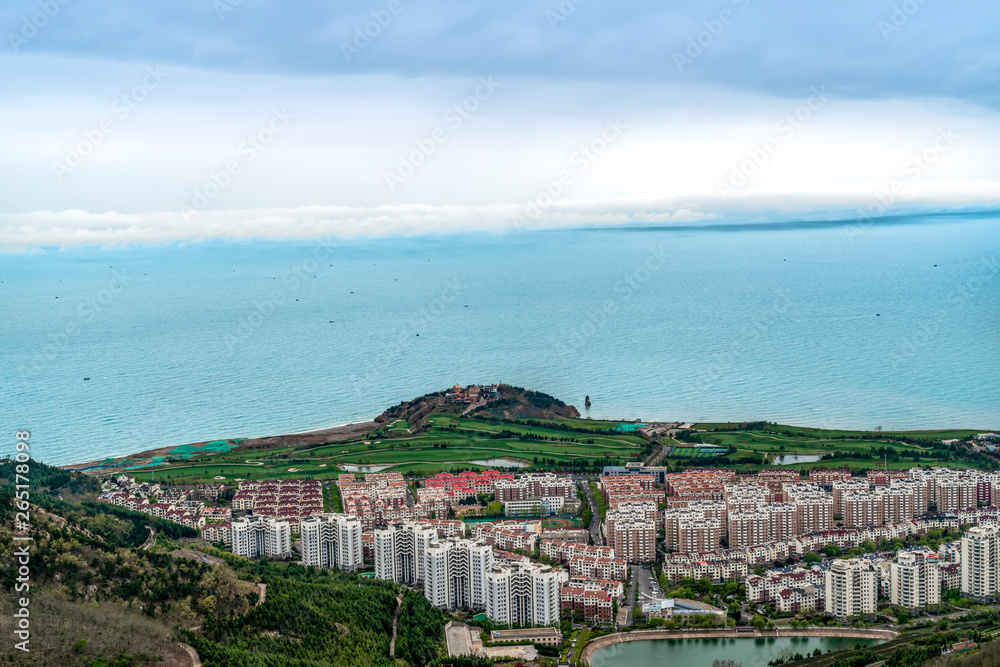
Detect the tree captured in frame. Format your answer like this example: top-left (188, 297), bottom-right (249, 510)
top-left (751, 615), bottom-right (766, 631)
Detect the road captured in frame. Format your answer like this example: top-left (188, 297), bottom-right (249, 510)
top-left (576, 477), bottom-right (602, 545)
top-left (646, 439), bottom-right (672, 466)
top-left (139, 526), bottom-right (156, 550)
top-left (388, 592), bottom-right (403, 658)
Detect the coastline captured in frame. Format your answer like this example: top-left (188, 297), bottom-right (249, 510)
top-left (61, 419), bottom-right (378, 470)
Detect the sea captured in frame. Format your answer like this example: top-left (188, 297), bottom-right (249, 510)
top-left (2, 213), bottom-right (998, 466)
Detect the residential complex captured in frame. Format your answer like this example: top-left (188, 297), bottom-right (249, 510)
top-left (232, 515), bottom-right (292, 559)
top-left (890, 548), bottom-right (941, 610)
top-left (825, 558), bottom-right (879, 618)
top-left (300, 512), bottom-right (364, 572)
top-left (961, 525), bottom-right (1000, 602)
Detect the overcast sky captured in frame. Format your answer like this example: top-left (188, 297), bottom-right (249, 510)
top-left (2, 0), bottom-right (999, 249)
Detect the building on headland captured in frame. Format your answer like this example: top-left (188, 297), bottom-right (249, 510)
top-left (300, 513), bottom-right (363, 572)
top-left (825, 558), bottom-right (878, 618)
top-left (231, 515), bottom-right (291, 560)
top-left (961, 525), bottom-right (1000, 602)
top-left (890, 548), bottom-right (941, 610)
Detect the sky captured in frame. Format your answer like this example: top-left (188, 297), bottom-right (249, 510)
top-left (2, 0), bottom-right (999, 249)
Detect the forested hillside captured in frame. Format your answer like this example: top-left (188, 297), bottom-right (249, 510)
top-left (0, 459), bottom-right (448, 666)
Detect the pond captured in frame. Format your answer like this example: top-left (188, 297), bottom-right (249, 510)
top-left (591, 636), bottom-right (881, 667)
top-left (340, 464), bottom-right (394, 472)
top-left (469, 458), bottom-right (530, 468)
top-left (773, 454), bottom-right (824, 465)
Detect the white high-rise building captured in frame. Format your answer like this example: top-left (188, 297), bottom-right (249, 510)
top-left (825, 558), bottom-right (878, 618)
top-left (424, 538), bottom-right (494, 610)
top-left (485, 562), bottom-right (561, 627)
top-left (231, 515), bottom-right (291, 559)
top-left (961, 525), bottom-right (1000, 602)
top-left (300, 513), bottom-right (363, 572)
top-left (374, 521), bottom-right (438, 585)
top-left (890, 549), bottom-right (941, 610)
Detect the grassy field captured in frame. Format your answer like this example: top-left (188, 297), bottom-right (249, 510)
top-left (694, 423), bottom-right (985, 440)
top-left (668, 423), bottom-right (982, 472)
top-left (121, 415), bottom-right (988, 484)
top-left (126, 413), bottom-right (648, 483)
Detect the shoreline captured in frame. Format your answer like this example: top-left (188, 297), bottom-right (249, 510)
top-left (581, 627), bottom-right (898, 665)
top-left (61, 419), bottom-right (379, 470)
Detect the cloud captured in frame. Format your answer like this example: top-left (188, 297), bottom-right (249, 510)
top-left (3, 1), bottom-right (1000, 106)
top-left (3, 181), bottom-right (999, 251)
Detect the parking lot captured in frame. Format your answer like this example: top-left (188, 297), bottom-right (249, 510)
top-left (632, 564), bottom-right (662, 608)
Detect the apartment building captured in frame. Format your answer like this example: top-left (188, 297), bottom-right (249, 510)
top-left (568, 555), bottom-right (627, 581)
top-left (809, 469), bottom-right (852, 486)
top-left (605, 503), bottom-right (657, 563)
top-left (961, 525), bottom-right (1000, 602)
top-left (678, 518), bottom-right (722, 554)
top-left (494, 473), bottom-right (575, 502)
top-left (300, 512), bottom-right (363, 572)
top-left (890, 548), bottom-right (941, 610)
top-left (728, 510), bottom-right (770, 550)
top-left (424, 538), bottom-right (494, 611)
top-left (785, 484), bottom-right (833, 535)
top-left (832, 480), bottom-right (871, 516)
top-left (825, 558), bottom-right (878, 618)
top-left (374, 521), bottom-right (438, 586)
top-left (231, 515), bottom-right (291, 560)
top-left (485, 562), bottom-right (561, 626)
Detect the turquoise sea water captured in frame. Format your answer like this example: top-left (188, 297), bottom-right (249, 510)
top-left (2, 214), bottom-right (998, 465)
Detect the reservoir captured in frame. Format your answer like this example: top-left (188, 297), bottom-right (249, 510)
top-left (774, 454), bottom-right (824, 465)
top-left (590, 636), bottom-right (881, 667)
top-left (469, 458), bottom-right (530, 468)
